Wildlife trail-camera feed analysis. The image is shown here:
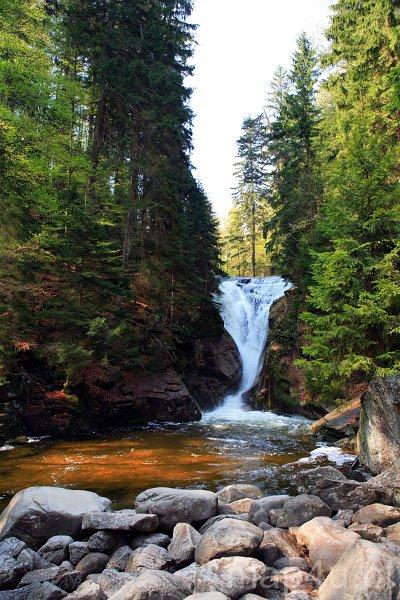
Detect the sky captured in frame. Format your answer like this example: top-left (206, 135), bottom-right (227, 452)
top-left (188, 0), bottom-right (333, 221)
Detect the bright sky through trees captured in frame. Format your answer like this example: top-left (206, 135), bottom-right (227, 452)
top-left (189, 0), bottom-right (332, 219)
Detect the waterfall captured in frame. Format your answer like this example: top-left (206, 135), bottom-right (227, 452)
top-left (203, 276), bottom-right (291, 422)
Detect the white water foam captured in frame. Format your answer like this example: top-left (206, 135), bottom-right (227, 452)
top-left (203, 276), bottom-right (302, 425)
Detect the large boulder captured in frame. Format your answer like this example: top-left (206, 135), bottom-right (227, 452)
top-left (318, 539), bottom-right (400, 600)
top-left (269, 495), bottom-right (331, 528)
top-left (194, 556), bottom-right (268, 599)
top-left (125, 544), bottom-right (173, 573)
top-left (365, 459), bottom-right (400, 506)
top-left (249, 495), bottom-right (290, 526)
top-left (260, 529), bottom-right (303, 558)
top-left (216, 486), bottom-right (262, 504)
top-left (108, 570), bottom-right (189, 600)
top-left (0, 488), bottom-right (111, 548)
top-left (135, 488), bottom-right (217, 530)
top-left (352, 503), bottom-right (400, 527)
top-left (82, 511), bottom-right (158, 533)
top-left (296, 517), bottom-right (360, 577)
top-left (359, 375), bottom-right (400, 474)
top-left (194, 519), bottom-right (263, 565)
top-left (168, 524), bottom-right (201, 567)
top-left (311, 398), bottom-right (361, 438)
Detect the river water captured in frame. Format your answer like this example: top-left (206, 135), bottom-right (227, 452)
top-left (0, 277), bottom-right (355, 509)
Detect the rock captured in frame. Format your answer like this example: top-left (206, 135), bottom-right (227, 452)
top-left (59, 561), bottom-right (73, 571)
top-left (249, 496), bottom-right (290, 526)
top-left (67, 580), bottom-right (106, 600)
top-left (82, 511), bottom-right (158, 533)
top-left (55, 570), bottom-right (83, 593)
top-left (318, 539), bottom-right (400, 600)
top-left (30, 582), bottom-right (67, 600)
top-left (107, 547), bottom-right (133, 572)
top-left (0, 554), bottom-right (28, 590)
top-left (332, 509), bottom-right (354, 528)
top-left (238, 596), bottom-right (266, 600)
top-left (18, 567), bottom-right (64, 588)
top-left (17, 548), bottom-right (52, 571)
top-left (352, 503), bottom-right (400, 527)
top-left (269, 495), bottom-right (331, 529)
top-left (228, 499), bottom-right (255, 515)
top-left (216, 486), bottom-right (262, 504)
top-left (168, 523), bottom-right (201, 567)
top-left (87, 532), bottom-right (119, 553)
top-left (257, 542), bottom-right (279, 566)
top-left (296, 517), bottom-right (360, 577)
top-left (270, 567), bottom-right (319, 593)
top-left (260, 529), bottom-right (302, 558)
top-left (0, 586), bottom-right (38, 600)
top-left (195, 518), bottom-right (263, 566)
top-left (0, 538), bottom-right (25, 558)
top-left (273, 557), bottom-right (309, 572)
top-left (348, 522), bottom-right (384, 542)
top-left (185, 594), bottom-right (230, 600)
top-left (385, 522), bottom-right (400, 542)
top-left (365, 459), bottom-right (400, 506)
top-left (311, 398), bottom-right (361, 438)
top-left (378, 538), bottom-right (400, 558)
top-left (174, 563), bottom-right (199, 593)
top-left (93, 570), bottom-right (134, 597)
top-left (0, 487), bottom-right (111, 547)
top-left (199, 515), bottom-right (251, 535)
top-left (359, 376), bottom-right (400, 474)
top-left (108, 570), bottom-right (189, 600)
top-left (283, 593), bottom-right (310, 600)
top-left (135, 488), bottom-right (217, 529)
top-left (194, 556), bottom-right (268, 599)
top-left (75, 553), bottom-right (109, 577)
top-left (131, 533), bottom-right (170, 550)
top-left (38, 536), bottom-right (74, 565)
top-left (125, 544), bottom-right (173, 573)
top-left (69, 542), bottom-right (90, 566)
top-left (296, 467), bottom-right (378, 512)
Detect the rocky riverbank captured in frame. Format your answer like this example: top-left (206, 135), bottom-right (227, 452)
top-left (1, 462), bottom-right (400, 600)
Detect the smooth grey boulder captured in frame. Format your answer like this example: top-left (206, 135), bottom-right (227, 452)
top-left (185, 593), bottom-right (230, 599)
top-left (75, 553), bottom-right (109, 577)
top-left (0, 538), bottom-right (25, 558)
top-left (199, 514), bottom-right (251, 535)
top-left (67, 580), bottom-right (106, 600)
top-left (108, 570), bottom-right (189, 600)
top-left (174, 563), bottom-right (199, 593)
top-left (69, 542), bottom-right (90, 566)
top-left (30, 582), bottom-right (66, 600)
top-left (107, 546), bottom-right (133, 572)
top-left (92, 569), bottom-right (134, 597)
top-left (135, 488), bottom-right (217, 529)
top-left (38, 536), bottom-right (74, 565)
top-left (249, 495), bottom-right (290, 526)
top-left (269, 495), bottom-right (331, 528)
top-left (216, 485), bottom-right (263, 504)
top-left (131, 533), bottom-right (170, 550)
top-left (194, 556), bottom-right (268, 599)
top-left (0, 554), bottom-right (28, 590)
top-left (168, 523), bottom-right (201, 567)
top-left (87, 532), bottom-right (119, 553)
top-left (17, 548), bottom-right (52, 571)
top-left (125, 544), bottom-right (173, 573)
top-left (352, 503), bottom-right (400, 527)
top-left (0, 487), bottom-right (111, 547)
top-left (195, 519), bottom-right (263, 566)
top-left (82, 511), bottom-right (158, 533)
top-left (318, 539), bottom-right (400, 600)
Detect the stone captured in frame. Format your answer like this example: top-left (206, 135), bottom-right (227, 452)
top-left (366, 459), bottom-right (400, 506)
top-left (82, 511), bottom-right (159, 533)
top-left (283, 593), bottom-right (310, 600)
top-left (0, 487), bottom-right (110, 547)
top-left (198, 514), bottom-right (251, 535)
top-left (216, 485), bottom-right (263, 504)
top-left (59, 562), bottom-right (73, 571)
top-left (0, 538), bottom-right (25, 558)
top-left (378, 539), bottom-right (400, 558)
top-left (194, 556), bottom-right (268, 600)
top-left (93, 570), bottom-right (133, 597)
top-left (0, 586), bottom-right (38, 600)
top-left (270, 567), bottom-right (319, 593)
top-left (54, 570), bottom-right (83, 593)
top-left (107, 570), bottom-right (189, 600)
top-left (75, 553), bottom-right (109, 577)
top-left (195, 518), bottom-right (263, 565)
top-left (296, 467), bottom-right (378, 512)
top-left (239, 596), bottom-right (266, 600)
top-left (185, 594), bottom-right (230, 600)
top-left (296, 517), bottom-right (360, 577)
top-left (332, 509), bottom-right (354, 528)
top-left (18, 567), bottom-right (64, 588)
top-left (173, 563), bottom-right (199, 593)
top-left (131, 533), bottom-right (171, 550)
top-left (38, 536), bottom-right (74, 566)
top-left (352, 503), bottom-right (400, 527)
top-left (385, 522), bottom-right (400, 542)
top-left (125, 544), bottom-right (173, 573)
top-left (107, 547), bottom-right (133, 571)
top-left (18, 548), bottom-right (52, 571)
top-left (69, 542), bottom-right (90, 566)
top-left (260, 529), bottom-right (302, 559)
top-left (67, 580), bottom-right (106, 600)
top-left (311, 398), bottom-right (361, 438)
top-left (168, 523), bottom-right (201, 567)
top-left (273, 557), bottom-right (309, 572)
top-left (257, 542), bottom-right (279, 566)
top-left (269, 495), bottom-right (331, 529)
top-left (135, 488), bottom-right (217, 529)
top-left (87, 532), bottom-right (119, 553)
top-left (249, 496), bottom-right (290, 527)
top-left (0, 554), bottom-right (28, 590)
top-left (30, 582), bottom-right (67, 600)
top-left (228, 499), bottom-right (255, 515)
top-left (318, 539), bottom-right (400, 600)
top-left (348, 522), bottom-right (384, 542)
top-left (359, 376), bottom-right (400, 474)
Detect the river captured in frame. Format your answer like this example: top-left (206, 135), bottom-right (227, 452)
top-left (0, 277), bottom-right (355, 509)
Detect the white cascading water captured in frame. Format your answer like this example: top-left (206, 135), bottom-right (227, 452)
top-left (203, 276), bottom-right (292, 423)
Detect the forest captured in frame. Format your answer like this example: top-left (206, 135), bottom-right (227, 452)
top-left (0, 0), bottom-right (399, 411)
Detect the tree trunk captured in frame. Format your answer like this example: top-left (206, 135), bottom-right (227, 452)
top-left (251, 200), bottom-right (256, 277)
